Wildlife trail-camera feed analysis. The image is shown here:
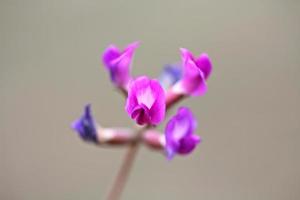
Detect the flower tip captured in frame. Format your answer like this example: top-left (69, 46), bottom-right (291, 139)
top-left (197, 53), bottom-right (212, 79)
top-left (84, 103), bottom-right (91, 114)
top-left (166, 147), bottom-right (175, 160)
top-left (193, 134), bottom-right (202, 144)
top-left (130, 41), bottom-right (140, 48)
top-left (125, 41), bottom-right (140, 53)
top-left (179, 48), bottom-right (189, 55)
top-left (199, 53), bottom-right (212, 64)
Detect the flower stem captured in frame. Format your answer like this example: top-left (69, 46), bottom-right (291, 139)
top-left (105, 133), bottom-right (141, 200)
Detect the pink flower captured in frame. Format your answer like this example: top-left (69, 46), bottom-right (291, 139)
top-left (125, 76), bottom-right (166, 125)
top-left (172, 48), bottom-right (212, 96)
top-left (165, 107), bottom-right (201, 160)
top-left (102, 42), bottom-right (139, 88)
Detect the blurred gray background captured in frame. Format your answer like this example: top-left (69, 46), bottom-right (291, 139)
top-left (1, 0), bottom-right (299, 199)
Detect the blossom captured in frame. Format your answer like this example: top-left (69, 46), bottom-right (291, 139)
top-left (125, 76), bottom-right (166, 125)
top-left (159, 64), bottom-right (182, 90)
top-left (165, 107), bottom-right (201, 160)
top-left (71, 104), bottom-right (98, 143)
top-left (172, 48), bottom-right (212, 96)
top-left (102, 42), bottom-right (139, 88)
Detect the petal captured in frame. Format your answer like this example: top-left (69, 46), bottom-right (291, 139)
top-left (126, 76), bottom-right (166, 125)
top-left (165, 117), bottom-right (179, 159)
top-left (166, 145), bottom-right (176, 160)
top-left (125, 41), bottom-right (139, 53)
top-left (102, 42), bottom-right (139, 87)
top-left (178, 134), bottom-right (201, 154)
top-left (131, 104), bottom-right (151, 125)
top-left (137, 85), bottom-right (155, 109)
top-left (165, 107), bottom-right (192, 154)
top-left (185, 61), bottom-right (206, 96)
top-left (110, 42), bottom-right (139, 70)
top-left (71, 104), bottom-right (98, 143)
top-left (102, 45), bottom-right (120, 69)
top-left (180, 48), bottom-right (194, 62)
top-left (175, 107), bottom-right (196, 136)
top-left (195, 53), bottom-right (212, 80)
top-left (126, 76), bottom-right (151, 114)
top-left (159, 64), bottom-right (182, 90)
top-left (181, 51), bottom-right (207, 96)
top-left (164, 107), bottom-right (199, 159)
top-left (148, 79), bottom-right (166, 125)
top-left (173, 48), bottom-right (211, 96)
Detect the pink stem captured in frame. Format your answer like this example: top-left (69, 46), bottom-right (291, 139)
top-left (105, 127), bottom-right (146, 200)
top-left (142, 130), bottom-right (164, 150)
top-left (166, 90), bottom-right (185, 110)
top-left (105, 141), bottom-right (139, 200)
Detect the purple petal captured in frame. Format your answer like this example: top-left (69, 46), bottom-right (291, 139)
top-left (180, 58), bottom-right (207, 96)
top-left (102, 45), bottom-right (120, 69)
top-left (181, 48), bottom-right (213, 80)
top-left (195, 53), bottom-right (212, 79)
top-left (131, 104), bottom-right (151, 125)
top-left (126, 76), bottom-right (166, 125)
top-left (180, 48), bottom-right (194, 61)
top-left (165, 107), bottom-right (200, 159)
top-left (110, 42), bottom-right (139, 69)
top-left (71, 104), bottom-right (98, 143)
top-left (172, 48), bottom-right (209, 96)
top-left (178, 134), bottom-right (201, 154)
top-left (101, 42), bottom-right (139, 87)
top-left (159, 64), bottom-right (182, 90)
top-left (148, 79), bottom-right (166, 125)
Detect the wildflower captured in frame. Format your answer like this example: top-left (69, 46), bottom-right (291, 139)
top-left (165, 107), bottom-right (201, 159)
top-left (71, 104), bottom-right (98, 143)
top-left (125, 76), bottom-right (166, 125)
top-left (102, 42), bottom-right (139, 88)
top-left (172, 48), bottom-right (212, 96)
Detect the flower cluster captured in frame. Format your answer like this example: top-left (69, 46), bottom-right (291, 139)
top-left (72, 42), bottom-right (212, 160)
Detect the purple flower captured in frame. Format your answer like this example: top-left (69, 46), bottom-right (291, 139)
top-left (102, 42), bottom-right (139, 88)
top-left (71, 104), bottom-right (98, 143)
top-left (125, 76), bottom-right (166, 125)
top-left (172, 48), bottom-right (212, 96)
top-left (165, 107), bottom-right (201, 160)
top-left (159, 64), bottom-right (182, 90)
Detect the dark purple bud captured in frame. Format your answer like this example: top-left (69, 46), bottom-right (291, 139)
top-left (71, 104), bottom-right (98, 143)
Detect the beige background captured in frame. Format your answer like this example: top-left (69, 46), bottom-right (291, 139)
top-left (1, 0), bottom-right (299, 199)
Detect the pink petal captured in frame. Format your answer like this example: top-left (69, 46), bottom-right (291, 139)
top-left (196, 53), bottom-right (212, 79)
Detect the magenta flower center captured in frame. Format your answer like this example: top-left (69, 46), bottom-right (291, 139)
top-left (131, 104), bottom-right (151, 125)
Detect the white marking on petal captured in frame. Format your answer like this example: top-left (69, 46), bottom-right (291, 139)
top-left (137, 86), bottom-right (155, 109)
top-left (173, 118), bottom-right (189, 140)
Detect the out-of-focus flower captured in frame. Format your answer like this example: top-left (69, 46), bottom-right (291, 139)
top-left (159, 64), bottom-right (182, 90)
top-left (102, 42), bottom-right (139, 88)
top-left (125, 76), bottom-right (166, 125)
top-left (71, 104), bottom-right (98, 143)
top-left (172, 48), bottom-right (212, 96)
top-left (165, 107), bottom-right (201, 160)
